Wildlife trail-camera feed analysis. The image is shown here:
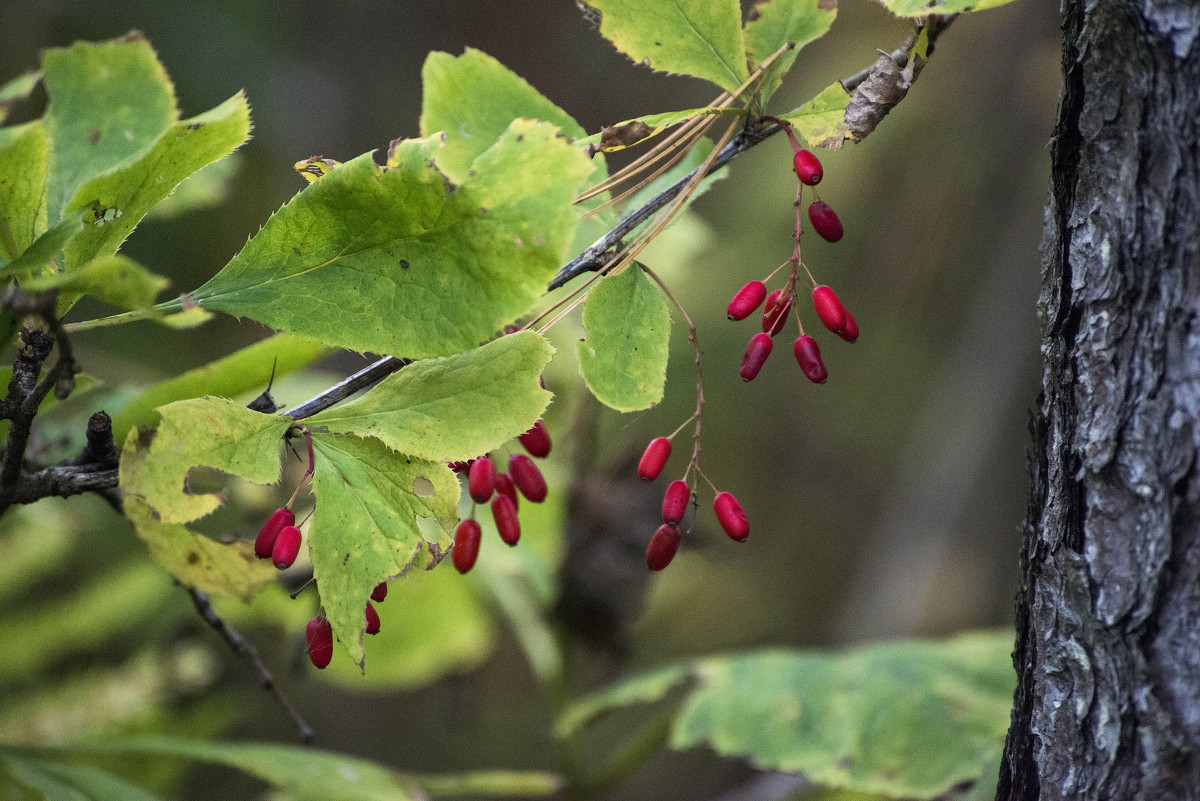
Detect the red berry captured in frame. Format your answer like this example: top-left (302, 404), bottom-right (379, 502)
top-left (793, 149), bottom-right (823, 186)
top-left (255, 507), bottom-right (295, 559)
top-left (448, 460), bottom-right (471, 474)
top-left (762, 289), bottom-right (794, 336)
top-left (365, 601), bottom-right (381, 635)
top-left (713, 492), bottom-right (749, 542)
top-left (727, 281), bottom-right (767, 321)
top-left (468, 456), bottom-right (496, 503)
top-left (518, 419), bottom-right (552, 458)
top-left (812, 285), bottom-right (847, 333)
top-left (793, 335), bottom-right (828, 384)
top-left (808, 200), bottom-right (843, 243)
top-left (662, 480), bottom-right (690, 525)
top-left (837, 311), bottom-right (859, 343)
top-left (453, 519), bottom-right (482, 574)
top-left (646, 523), bottom-right (682, 570)
top-left (306, 616), bottom-right (333, 669)
top-left (508, 454), bottom-right (547, 502)
top-left (740, 333), bottom-right (774, 381)
top-left (371, 581), bottom-right (387, 603)
top-left (495, 472), bottom-right (519, 512)
top-left (492, 494), bottom-right (520, 545)
top-left (271, 525), bottom-right (302, 569)
top-left (638, 437), bottom-right (671, 481)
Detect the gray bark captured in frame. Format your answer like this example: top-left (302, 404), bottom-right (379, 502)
top-left (998, 1), bottom-right (1200, 799)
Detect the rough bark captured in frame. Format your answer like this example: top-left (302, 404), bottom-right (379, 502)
top-left (998, 1), bottom-right (1200, 799)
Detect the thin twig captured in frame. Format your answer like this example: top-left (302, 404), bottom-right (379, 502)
top-left (185, 586), bottom-right (315, 744)
top-left (281, 356), bottom-right (411, 420)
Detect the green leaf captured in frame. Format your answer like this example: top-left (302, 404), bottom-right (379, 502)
top-left (23, 255), bottom-right (167, 311)
top-left (0, 213), bottom-right (83, 282)
top-left (577, 265), bottom-right (671, 412)
top-left (412, 771), bottom-right (563, 798)
top-left (0, 70), bottom-right (42, 125)
top-left (0, 121), bottom-right (50, 263)
top-left (122, 496), bottom-right (276, 602)
top-left (309, 433), bottom-right (460, 668)
top-left (306, 331), bottom-right (554, 462)
top-left (875, 0), bottom-right (1020, 16)
top-left (118, 397), bottom-right (292, 524)
top-left (780, 81), bottom-right (852, 149)
top-left (42, 32), bottom-right (177, 222)
top-left (110, 333), bottom-right (330, 444)
top-left (53, 738), bottom-right (426, 801)
top-left (744, 0), bottom-right (838, 105)
top-left (61, 92), bottom-right (251, 275)
top-left (188, 121), bottom-right (590, 358)
top-left (574, 107), bottom-right (745, 152)
top-left (672, 632), bottom-right (1016, 799)
top-left (420, 48), bottom-right (588, 182)
top-left (0, 752), bottom-right (162, 801)
top-left (586, 0), bottom-right (749, 92)
top-left (557, 663), bottom-right (693, 738)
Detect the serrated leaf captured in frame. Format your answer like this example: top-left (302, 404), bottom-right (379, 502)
top-left (420, 48), bottom-right (588, 181)
top-left (0, 213), bottom-right (83, 282)
top-left (309, 433), bottom-right (460, 669)
top-left (188, 121), bottom-right (590, 358)
top-left (0, 121), bottom-right (50, 263)
top-left (875, 0), bottom-right (1020, 15)
top-left (61, 92), bottom-right (251, 275)
top-left (110, 333), bottom-right (329, 444)
top-left (23, 255), bottom-right (167, 311)
top-left (306, 330), bottom-right (554, 462)
top-left (119, 397), bottom-right (292, 524)
top-left (672, 632), bottom-right (1015, 799)
top-left (122, 496), bottom-right (276, 602)
top-left (744, 0), bottom-right (838, 105)
top-left (577, 265), bottom-right (671, 412)
top-left (558, 663), bottom-right (693, 737)
top-left (586, 0), bottom-right (749, 92)
top-left (780, 81), bottom-right (852, 149)
top-left (0, 70), bottom-right (42, 125)
top-left (575, 107), bottom-right (745, 152)
top-left (52, 738), bottom-right (426, 801)
top-left (0, 752), bottom-right (162, 801)
top-left (43, 32), bottom-right (177, 222)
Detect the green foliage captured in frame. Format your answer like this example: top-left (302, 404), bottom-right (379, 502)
top-left (876, 0), bottom-right (1020, 15)
top-left (0, 215), bottom-right (83, 282)
top-left (744, 0), bottom-right (838, 104)
top-left (562, 632), bottom-right (1015, 799)
top-left (577, 265), bottom-right (672, 412)
top-left (0, 121), bottom-right (50, 263)
top-left (0, 70), bottom-right (41, 124)
top-left (587, 0), bottom-right (749, 92)
top-left (575, 108), bottom-right (745, 152)
top-left (781, 82), bottom-right (853, 148)
top-left (22, 255), bottom-right (167, 312)
top-left (188, 124), bottom-right (590, 357)
top-left (305, 331), bottom-right (554, 461)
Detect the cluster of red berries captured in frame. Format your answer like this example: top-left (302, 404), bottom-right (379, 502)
top-left (728, 120), bottom-right (858, 385)
top-left (449, 418), bottom-right (551, 573)
top-left (301, 580), bottom-right (387, 670)
top-left (255, 507), bottom-right (303, 569)
top-left (636, 436), bottom-right (748, 571)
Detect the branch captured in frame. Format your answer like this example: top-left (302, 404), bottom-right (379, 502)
top-left (185, 586), bottom-right (314, 744)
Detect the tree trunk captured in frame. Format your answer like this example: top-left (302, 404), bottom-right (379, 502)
top-left (997, 1), bottom-right (1200, 799)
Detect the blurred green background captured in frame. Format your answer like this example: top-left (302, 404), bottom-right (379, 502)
top-left (0, 1), bottom-right (1060, 799)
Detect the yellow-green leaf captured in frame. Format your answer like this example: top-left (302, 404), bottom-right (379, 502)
top-left (0, 120), bottom-right (50, 262)
top-left (780, 81), bottom-right (852, 149)
top-left (23, 254), bottom-right (168, 311)
top-left (744, 0), bottom-right (838, 105)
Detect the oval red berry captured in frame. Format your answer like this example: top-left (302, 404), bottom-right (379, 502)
top-left (306, 616), bottom-right (333, 669)
top-left (793, 149), bottom-right (823, 186)
top-left (371, 581), bottom-right (387, 603)
top-left (638, 437), bottom-right (671, 481)
top-left (255, 507), bottom-right (295, 559)
top-left (812, 285), bottom-right (847, 333)
top-left (740, 333), bottom-right (774, 382)
top-left (727, 281), bottom-right (767, 321)
top-left (808, 200), bottom-right (844, 243)
top-left (495, 472), bottom-right (519, 512)
top-left (793, 335), bottom-right (828, 384)
top-left (492, 494), bottom-right (520, 545)
top-left (271, 525), bottom-right (302, 569)
top-left (518, 419), bottom-right (552, 458)
top-left (762, 289), bottom-right (794, 336)
top-left (508, 454), bottom-right (547, 502)
top-left (646, 523), bottom-right (682, 571)
top-left (713, 492), bottom-right (749, 542)
top-left (837, 311), bottom-right (859, 343)
top-left (453, 519), bottom-right (482, 574)
top-left (365, 601), bottom-right (381, 635)
top-left (468, 456), bottom-right (497, 504)
top-left (662, 480), bottom-right (690, 525)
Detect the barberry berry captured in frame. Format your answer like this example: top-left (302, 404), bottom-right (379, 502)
top-left (638, 437), bottom-right (672, 481)
top-left (468, 456), bottom-right (497, 504)
top-left (812, 285), bottom-right (847, 334)
top-left (793, 149), bottom-right (823, 186)
top-left (371, 582), bottom-right (387, 603)
top-left (793, 335), bottom-right (828, 384)
top-left (255, 507), bottom-right (295, 559)
top-left (727, 281), bottom-right (767, 321)
top-left (762, 289), bottom-right (794, 336)
top-left (646, 523), bottom-right (682, 571)
top-left (837, 312), bottom-right (859, 343)
top-left (495, 472), bottom-right (519, 512)
top-left (808, 200), bottom-right (844, 243)
top-left (365, 601), bottom-right (381, 635)
top-left (306, 616), bottom-right (333, 669)
top-left (662, 480), bottom-right (690, 525)
top-left (518, 420), bottom-right (552, 458)
top-left (713, 492), bottom-right (749, 542)
top-left (492, 494), bottom-right (520, 545)
top-left (271, 525), bottom-right (302, 569)
top-left (453, 519), bottom-right (482, 574)
top-left (740, 333), bottom-right (774, 381)
top-left (508, 454), bottom-right (547, 502)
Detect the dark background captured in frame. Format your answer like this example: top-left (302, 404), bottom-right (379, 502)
top-left (0, 2), bottom-right (1061, 798)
